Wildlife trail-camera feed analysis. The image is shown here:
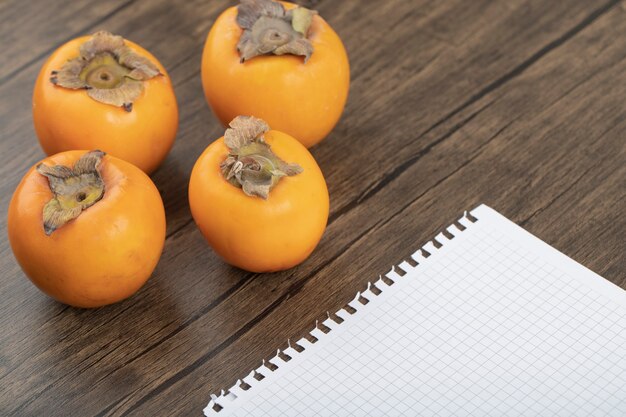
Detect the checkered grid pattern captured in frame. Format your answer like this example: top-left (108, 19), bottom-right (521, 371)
top-left (213, 218), bottom-right (626, 417)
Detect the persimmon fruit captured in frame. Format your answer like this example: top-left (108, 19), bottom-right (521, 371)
top-left (7, 150), bottom-right (166, 308)
top-left (33, 31), bottom-right (178, 174)
top-left (189, 116), bottom-right (329, 272)
top-left (201, 0), bottom-right (350, 148)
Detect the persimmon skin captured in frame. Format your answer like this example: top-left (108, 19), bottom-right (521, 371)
top-left (189, 130), bottom-right (329, 272)
top-left (201, 4), bottom-right (350, 148)
top-left (33, 37), bottom-right (178, 174)
top-left (7, 151), bottom-right (166, 308)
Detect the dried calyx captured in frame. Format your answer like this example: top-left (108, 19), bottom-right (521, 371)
top-left (50, 31), bottom-right (161, 111)
top-left (236, 0), bottom-right (317, 63)
top-left (36, 150), bottom-right (106, 235)
top-left (221, 116), bottom-right (303, 199)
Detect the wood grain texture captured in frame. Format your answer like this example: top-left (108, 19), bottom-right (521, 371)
top-left (0, 0), bottom-right (624, 416)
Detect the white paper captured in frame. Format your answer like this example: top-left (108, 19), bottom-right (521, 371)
top-left (205, 204), bottom-right (626, 417)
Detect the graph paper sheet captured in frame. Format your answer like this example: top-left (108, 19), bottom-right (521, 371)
top-left (205, 204), bottom-right (626, 417)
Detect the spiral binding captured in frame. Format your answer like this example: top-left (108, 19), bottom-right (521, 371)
top-left (204, 209), bottom-right (479, 416)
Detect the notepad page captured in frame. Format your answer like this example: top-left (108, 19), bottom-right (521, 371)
top-left (205, 205), bottom-right (626, 417)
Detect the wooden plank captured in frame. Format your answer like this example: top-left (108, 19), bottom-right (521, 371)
top-left (0, 0), bottom-right (133, 84)
top-left (0, 0), bottom-right (624, 416)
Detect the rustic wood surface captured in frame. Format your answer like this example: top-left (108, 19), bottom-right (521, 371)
top-left (1, 0), bottom-right (625, 415)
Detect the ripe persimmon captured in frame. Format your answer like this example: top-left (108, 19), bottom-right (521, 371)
top-left (7, 150), bottom-right (166, 308)
top-left (189, 116), bottom-right (329, 272)
top-left (201, 0), bottom-right (350, 148)
top-left (33, 31), bottom-right (178, 174)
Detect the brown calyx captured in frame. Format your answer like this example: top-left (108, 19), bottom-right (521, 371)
top-left (236, 0), bottom-right (317, 63)
top-left (220, 116), bottom-right (303, 199)
top-left (50, 31), bottom-right (161, 111)
top-left (36, 150), bottom-right (106, 235)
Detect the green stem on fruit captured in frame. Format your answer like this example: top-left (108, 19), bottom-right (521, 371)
top-left (50, 31), bottom-right (161, 111)
top-left (236, 0), bottom-right (317, 63)
top-left (221, 116), bottom-right (303, 199)
top-left (36, 150), bottom-right (106, 235)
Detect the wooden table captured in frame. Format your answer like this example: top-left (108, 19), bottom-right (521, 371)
top-left (1, 0), bottom-right (625, 415)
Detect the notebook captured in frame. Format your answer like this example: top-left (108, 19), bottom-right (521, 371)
top-left (204, 204), bottom-right (626, 417)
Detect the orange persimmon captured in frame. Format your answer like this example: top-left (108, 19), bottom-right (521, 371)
top-left (201, 0), bottom-right (350, 148)
top-left (189, 116), bottom-right (329, 272)
top-left (33, 31), bottom-right (178, 174)
top-left (7, 150), bottom-right (166, 308)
